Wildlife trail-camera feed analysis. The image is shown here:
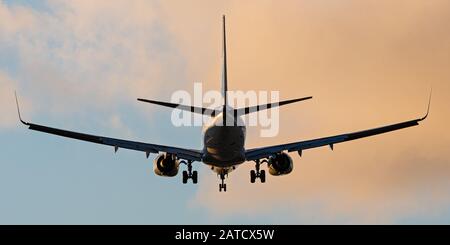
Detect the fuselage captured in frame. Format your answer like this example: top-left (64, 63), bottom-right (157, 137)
top-left (202, 108), bottom-right (246, 173)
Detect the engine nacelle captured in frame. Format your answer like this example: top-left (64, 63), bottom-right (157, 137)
top-left (153, 153), bottom-right (179, 177)
top-left (268, 153), bottom-right (293, 176)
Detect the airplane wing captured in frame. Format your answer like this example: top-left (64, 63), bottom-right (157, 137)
top-left (15, 95), bottom-right (202, 162)
top-left (245, 95), bottom-right (431, 161)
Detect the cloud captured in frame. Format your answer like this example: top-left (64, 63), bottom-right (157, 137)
top-left (106, 114), bottom-right (135, 139)
top-left (1, 0), bottom-right (450, 224)
top-left (178, 0), bottom-right (450, 224)
top-left (0, 0), bottom-right (187, 120)
top-left (0, 71), bottom-right (21, 128)
top-left (0, 2), bottom-right (35, 38)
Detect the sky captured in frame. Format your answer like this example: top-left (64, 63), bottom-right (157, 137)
top-left (0, 0), bottom-right (450, 224)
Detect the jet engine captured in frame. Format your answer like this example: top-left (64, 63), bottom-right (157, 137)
top-left (268, 153), bottom-right (293, 176)
top-left (153, 153), bottom-right (179, 177)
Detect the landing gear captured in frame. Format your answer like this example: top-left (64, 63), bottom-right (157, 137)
top-left (192, 170), bottom-right (198, 184)
top-left (182, 171), bottom-right (189, 184)
top-left (260, 170), bottom-right (266, 183)
top-left (181, 160), bottom-right (198, 184)
top-left (219, 172), bottom-right (227, 192)
top-left (250, 170), bottom-right (256, 183)
top-left (250, 160), bottom-right (266, 183)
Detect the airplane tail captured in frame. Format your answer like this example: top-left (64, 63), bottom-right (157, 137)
top-left (138, 15), bottom-right (312, 119)
top-left (222, 15), bottom-right (228, 107)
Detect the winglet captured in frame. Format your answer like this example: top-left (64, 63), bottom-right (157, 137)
top-left (420, 87), bottom-right (432, 121)
top-left (14, 91), bottom-right (29, 126)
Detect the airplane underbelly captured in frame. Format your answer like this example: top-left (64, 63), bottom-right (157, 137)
top-left (202, 125), bottom-right (246, 167)
top-left (203, 147), bottom-right (245, 167)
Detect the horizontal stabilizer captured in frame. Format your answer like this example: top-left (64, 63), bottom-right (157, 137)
top-left (234, 96), bottom-right (312, 116)
top-left (137, 98), bottom-right (220, 116)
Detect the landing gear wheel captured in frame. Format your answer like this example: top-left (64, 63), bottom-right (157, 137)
top-left (182, 171), bottom-right (188, 184)
top-left (181, 161), bottom-right (198, 184)
top-left (192, 171), bottom-right (198, 184)
top-left (250, 170), bottom-right (256, 183)
top-left (219, 183), bottom-right (227, 192)
top-left (260, 170), bottom-right (266, 183)
top-left (219, 184), bottom-right (227, 192)
top-left (218, 172), bottom-right (227, 192)
top-left (250, 160), bottom-right (268, 184)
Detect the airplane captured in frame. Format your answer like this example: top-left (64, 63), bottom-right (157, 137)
top-left (15, 15), bottom-right (431, 192)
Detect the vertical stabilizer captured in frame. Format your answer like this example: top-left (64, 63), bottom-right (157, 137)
top-left (222, 15), bottom-right (228, 107)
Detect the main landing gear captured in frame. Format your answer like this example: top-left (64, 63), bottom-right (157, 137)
top-left (219, 172), bottom-right (227, 192)
top-left (250, 159), bottom-right (266, 183)
top-left (181, 160), bottom-right (198, 184)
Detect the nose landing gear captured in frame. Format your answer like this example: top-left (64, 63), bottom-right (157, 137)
top-left (219, 172), bottom-right (227, 192)
top-left (250, 159), bottom-right (266, 183)
top-left (181, 160), bottom-right (198, 184)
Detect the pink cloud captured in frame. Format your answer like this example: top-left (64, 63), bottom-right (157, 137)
top-left (1, 0), bottom-right (450, 223)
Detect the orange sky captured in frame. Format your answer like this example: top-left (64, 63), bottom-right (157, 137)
top-left (1, 0), bottom-right (450, 224)
top-left (172, 0), bottom-right (450, 223)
